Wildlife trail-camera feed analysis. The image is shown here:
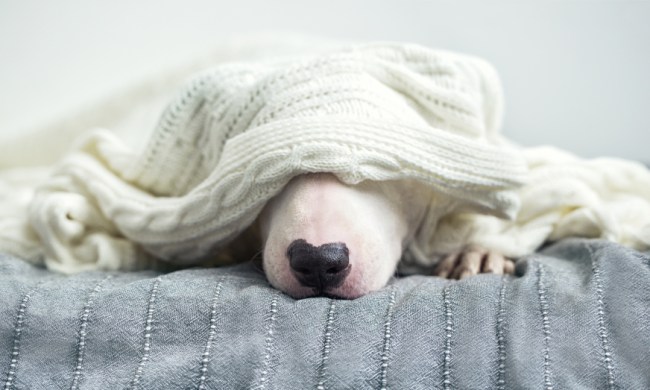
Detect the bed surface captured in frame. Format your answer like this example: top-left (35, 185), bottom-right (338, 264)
top-left (1, 238), bottom-right (648, 389)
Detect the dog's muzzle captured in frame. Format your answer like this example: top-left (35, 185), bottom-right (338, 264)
top-left (287, 239), bottom-right (351, 294)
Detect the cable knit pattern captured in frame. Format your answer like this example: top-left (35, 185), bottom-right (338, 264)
top-left (13, 42), bottom-right (529, 271)
top-left (1, 41), bottom-right (648, 272)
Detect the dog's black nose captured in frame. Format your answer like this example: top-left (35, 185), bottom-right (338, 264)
top-left (287, 239), bottom-right (351, 292)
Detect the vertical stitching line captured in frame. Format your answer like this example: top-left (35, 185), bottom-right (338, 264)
top-left (379, 285), bottom-right (398, 390)
top-left (128, 276), bottom-right (162, 390)
top-left (442, 283), bottom-right (453, 390)
top-left (71, 275), bottom-right (113, 390)
top-left (586, 243), bottom-right (616, 389)
top-left (536, 262), bottom-right (553, 390)
top-left (495, 276), bottom-right (508, 390)
top-left (316, 299), bottom-right (337, 390)
top-left (257, 293), bottom-right (279, 390)
top-left (197, 279), bottom-right (224, 390)
top-left (3, 284), bottom-right (41, 390)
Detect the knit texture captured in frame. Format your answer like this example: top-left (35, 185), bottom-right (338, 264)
top-left (1, 41), bottom-right (649, 272)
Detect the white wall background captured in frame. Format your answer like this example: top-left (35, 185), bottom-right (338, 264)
top-left (1, 0), bottom-right (648, 162)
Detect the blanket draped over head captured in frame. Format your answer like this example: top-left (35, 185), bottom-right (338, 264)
top-left (1, 41), bottom-right (649, 273)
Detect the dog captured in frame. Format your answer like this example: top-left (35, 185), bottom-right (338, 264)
top-left (255, 173), bottom-right (515, 299)
top-left (5, 42), bottom-right (648, 303)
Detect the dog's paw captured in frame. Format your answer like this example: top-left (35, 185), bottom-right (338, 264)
top-left (432, 245), bottom-right (515, 280)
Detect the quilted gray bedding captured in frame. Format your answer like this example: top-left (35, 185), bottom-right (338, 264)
top-left (1, 239), bottom-right (648, 389)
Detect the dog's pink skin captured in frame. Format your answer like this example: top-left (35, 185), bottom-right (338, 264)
top-left (259, 173), bottom-right (430, 299)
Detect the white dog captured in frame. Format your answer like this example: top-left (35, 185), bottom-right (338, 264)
top-left (257, 173), bottom-right (514, 299)
top-left (4, 42), bottom-right (647, 301)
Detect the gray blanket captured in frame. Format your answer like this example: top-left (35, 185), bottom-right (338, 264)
top-left (1, 239), bottom-right (648, 389)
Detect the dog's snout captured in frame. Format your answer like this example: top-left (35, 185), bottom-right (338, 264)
top-left (287, 239), bottom-right (351, 292)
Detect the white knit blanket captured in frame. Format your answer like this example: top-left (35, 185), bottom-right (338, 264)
top-left (1, 40), bottom-right (649, 273)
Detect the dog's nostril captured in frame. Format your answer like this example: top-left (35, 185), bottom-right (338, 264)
top-left (287, 239), bottom-right (351, 291)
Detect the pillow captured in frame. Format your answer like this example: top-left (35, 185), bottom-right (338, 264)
top-left (0, 238), bottom-right (648, 389)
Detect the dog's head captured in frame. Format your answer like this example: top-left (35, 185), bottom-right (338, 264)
top-left (258, 173), bottom-right (433, 299)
